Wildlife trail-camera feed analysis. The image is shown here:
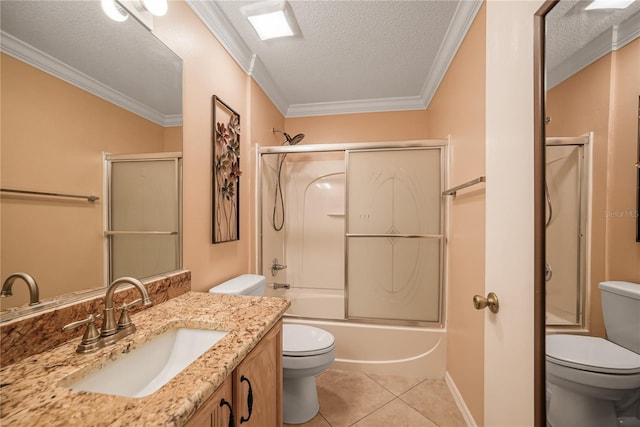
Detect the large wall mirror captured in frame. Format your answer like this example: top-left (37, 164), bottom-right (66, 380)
top-left (539, 0), bottom-right (640, 425)
top-left (0, 1), bottom-right (183, 320)
top-left (544, 0), bottom-right (640, 331)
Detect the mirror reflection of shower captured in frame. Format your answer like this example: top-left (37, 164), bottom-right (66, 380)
top-left (545, 134), bottom-right (591, 327)
top-left (272, 129), bottom-right (305, 231)
top-left (545, 181), bottom-right (554, 282)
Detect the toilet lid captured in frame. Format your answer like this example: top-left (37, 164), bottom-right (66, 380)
top-left (283, 324), bottom-right (335, 356)
top-left (546, 334), bottom-right (640, 374)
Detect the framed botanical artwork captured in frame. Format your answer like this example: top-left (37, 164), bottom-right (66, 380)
top-left (212, 95), bottom-right (241, 243)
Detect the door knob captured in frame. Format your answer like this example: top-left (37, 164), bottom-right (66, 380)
top-left (473, 292), bottom-right (499, 313)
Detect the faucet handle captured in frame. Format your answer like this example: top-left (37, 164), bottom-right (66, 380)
top-left (63, 313), bottom-right (101, 331)
top-left (116, 298), bottom-right (142, 330)
top-left (63, 314), bottom-right (102, 353)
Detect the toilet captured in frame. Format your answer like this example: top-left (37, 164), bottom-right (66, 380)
top-left (546, 281), bottom-right (640, 427)
top-left (209, 274), bottom-right (335, 424)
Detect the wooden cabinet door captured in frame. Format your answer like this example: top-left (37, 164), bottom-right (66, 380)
top-left (185, 377), bottom-right (234, 427)
top-left (234, 320), bottom-right (283, 427)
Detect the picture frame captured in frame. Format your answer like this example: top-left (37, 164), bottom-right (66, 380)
top-left (212, 95), bottom-right (241, 244)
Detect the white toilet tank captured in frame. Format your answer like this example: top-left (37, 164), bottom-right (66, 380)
top-left (209, 274), bottom-right (266, 296)
top-left (599, 281), bottom-right (640, 353)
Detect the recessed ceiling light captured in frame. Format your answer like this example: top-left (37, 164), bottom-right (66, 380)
top-left (585, 0), bottom-right (635, 10)
top-left (242, 1), bottom-right (300, 41)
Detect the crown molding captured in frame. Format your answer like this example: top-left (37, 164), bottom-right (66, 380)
top-left (285, 96), bottom-right (426, 117)
top-left (548, 10), bottom-right (640, 90)
top-left (418, 0), bottom-right (483, 110)
top-left (187, 0), bottom-right (482, 118)
top-left (186, 0), bottom-right (253, 73)
top-left (186, 0), bottom-right (290, 115)
top-left (247, 54), bottom-right (290, 114)
top-left (1, 31), bottom-right (181, 127)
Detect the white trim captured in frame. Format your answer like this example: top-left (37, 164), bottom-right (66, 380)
top-left (445, 371), bottom-right (477, 427)
top-left (285, 95), bottom-right (426, 117)
top-left (247, 54), bottom-right (290, 114)
top-left (186, 0), bottom-right (483, 118)
top-left (419, 0), bottom-right (483, 110)
top-left (548, 10), bottom-right (640, 89)
top-left (0, 31), bottom-right (182, 127)
top-left (186, 0), bottom-right (254, 73)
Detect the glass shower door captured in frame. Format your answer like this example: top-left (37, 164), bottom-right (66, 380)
top-left (346, 148), bottom-right (443, 323)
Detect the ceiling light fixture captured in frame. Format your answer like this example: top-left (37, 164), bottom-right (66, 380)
top-left (102, 0), bottom-right (168, 29)
top-left (585, 0), bottom-right (635, 10)
top-left (242, 0), bottom-right (300, 41)
top-left (141, 0), bottom-right (168, 17)
top-left (101, 0), bottom-right (129, 22)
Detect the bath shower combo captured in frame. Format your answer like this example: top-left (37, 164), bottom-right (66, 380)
top-left (258, 138), bottom-right (448, 377)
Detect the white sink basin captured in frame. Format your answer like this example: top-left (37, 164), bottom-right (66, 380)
top-left (67, 328), bottom-right (227, 398)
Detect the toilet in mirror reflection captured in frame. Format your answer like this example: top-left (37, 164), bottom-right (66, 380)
top-left (546, 281), bottom-right (640, 427)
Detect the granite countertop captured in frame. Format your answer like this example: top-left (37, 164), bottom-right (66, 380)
top-left (0, 292), bottom-right (290, 426)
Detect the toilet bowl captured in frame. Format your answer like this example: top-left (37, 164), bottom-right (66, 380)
top-left (546, 281), bottom-right (640, 427)
top-left (282, 324), bottom-right (335, 424)
top-left (209, 274), bottom-right (336, 425)
top-left (546, 334), bottom-right (640, 427)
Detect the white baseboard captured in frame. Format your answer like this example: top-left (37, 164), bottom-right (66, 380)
top-left (445, 371), bottom-right (478, 427)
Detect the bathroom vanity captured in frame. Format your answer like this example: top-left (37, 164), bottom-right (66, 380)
top-left (0, 292), bottom-right (289, 426)
top-left (186, 320), bottom-right (282, 426)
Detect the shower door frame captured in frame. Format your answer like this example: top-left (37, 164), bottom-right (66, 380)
top-left (257, 139), bottom-right (448, 328)
top-left (104, 152), bottom-right (183, 284)
top-left (544, 133), bottom-right (591, 330)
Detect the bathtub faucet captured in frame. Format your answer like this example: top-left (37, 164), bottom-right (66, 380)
top-left (271, 258), bottom-right (287, 277)
top-left (274, 283), bottom-right (290, 290)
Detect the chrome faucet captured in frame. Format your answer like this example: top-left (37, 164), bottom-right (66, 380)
top-left (271, 258), bottom-right (287, 277)
top-left (1, 273), bottom-right (40, 306)
top-left (101, 277), bottom-right (152, 337)
top-left (63, 277), bottom-right (152, 354)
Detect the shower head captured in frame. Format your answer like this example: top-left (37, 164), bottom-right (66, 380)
top-left (273, 128), bottom-right (305, 145)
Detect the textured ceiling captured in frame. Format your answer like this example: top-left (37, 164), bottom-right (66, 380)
top-left (217, 1), bottom-right (458, 104)
top-left (1, 1), bottom-right (638, 123)
top-left (191, 0), bottom-right (640, 117)
top-left (546, 0), bottom-right (640, 88)
top-left (0, 1), bottom-right (182, 126)
top-left (189, 0), bottom-right (483, 116)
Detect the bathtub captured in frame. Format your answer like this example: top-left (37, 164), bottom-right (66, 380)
top-left (265, 286), bottom-right (446, 378)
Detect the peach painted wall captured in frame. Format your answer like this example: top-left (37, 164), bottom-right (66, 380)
top-left (0, 53), bottom-right (169, 307)
top-left (248, 79), bottom-right (286, 270)
top-left (546, 39), bottom-right (640, 337)
top-left (606, 39), bottom-right (640, 282)
top-left (427, 4), bottom-right (486, 424)
top-left (152, 1), bottom-right (284, 291)
top-left (285, 110), bottom-right (429, 144)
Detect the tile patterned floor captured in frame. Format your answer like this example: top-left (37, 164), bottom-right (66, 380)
top-left (284, 369), bottom-right (467, 427)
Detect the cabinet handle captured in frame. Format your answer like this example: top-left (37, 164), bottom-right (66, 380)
top-left (219, 398), bottom-right (234, 427)
top-left (239, 375), bottom-right (253, 424)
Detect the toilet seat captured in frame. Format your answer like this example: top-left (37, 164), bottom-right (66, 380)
top-left (547, 334), bottom-right (640, 375)
top-left (283, 324), bottom-right (335, 357)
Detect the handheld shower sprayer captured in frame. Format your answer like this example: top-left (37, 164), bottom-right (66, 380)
top-left (273, 128), bottom-right (304, 145)
top-left (271, 129), bottom-right (305, 231)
